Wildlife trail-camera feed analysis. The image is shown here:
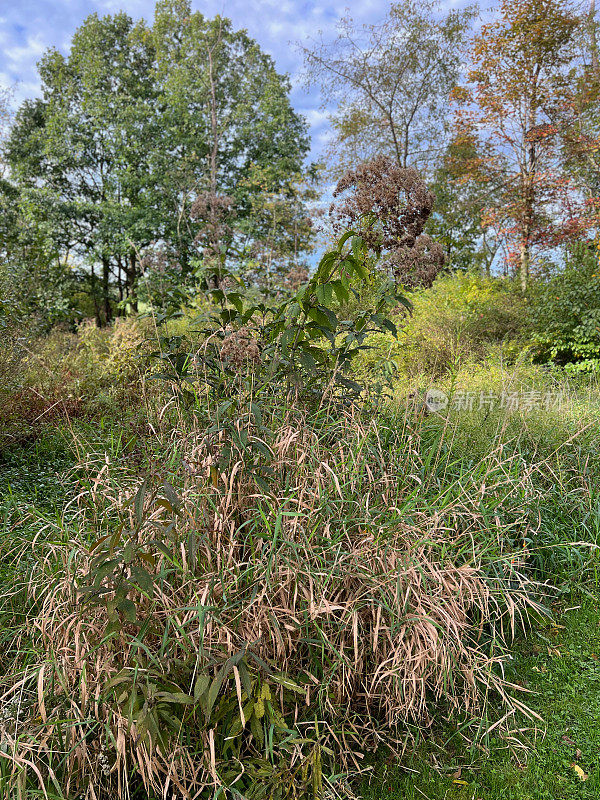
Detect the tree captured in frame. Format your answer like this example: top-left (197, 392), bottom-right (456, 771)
top-left (6, 13), bottom-right (158, 324)
top-left (453, 0), bottom-right (582, 290)
top-left (549, 0), bottom-right (600, 243)
top-left (426, 137), bottom-right (501, 274)
top-left (300, 0), bottom-right (475, 176)
top-left (151, 0), bottom-right (312, 275)
top-left (0, 85), bottom-right (12, 170)
top-left (0, 85), bottom-right (78, 332)
top-left (236, 165), bottom-right (319, 293)
top-left (4, 2), bottom-right (312, 323)
top-left (0, 85), bottom-right (15, 260)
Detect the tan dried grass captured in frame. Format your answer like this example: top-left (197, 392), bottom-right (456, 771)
top-left (0, 411), bottom-right (544, 798)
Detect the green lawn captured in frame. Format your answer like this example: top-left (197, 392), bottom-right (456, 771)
top-left (364, 598), bottom-right (600, 799)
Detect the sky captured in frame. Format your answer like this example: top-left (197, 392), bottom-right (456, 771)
top-left (0, 0), bottom-right (465, 160)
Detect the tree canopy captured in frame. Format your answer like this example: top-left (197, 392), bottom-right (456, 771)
top-left (452, 0), bottom-right (585, 290)
top-left (300, 0), bottom-right (476, 176)
top-left (3, 0), bottom-right (312, 323)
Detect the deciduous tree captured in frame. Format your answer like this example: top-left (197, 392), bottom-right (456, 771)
top-left (454, 0), bottom-right (582, 290)
top-left (427, 137), bottom-right (501, 274)
top-left (151, 0), bottom-right (311, 274)
top-left (4, 2), bottom-right (312, 323)
top-left (300, 0), bottom-right (475, 176)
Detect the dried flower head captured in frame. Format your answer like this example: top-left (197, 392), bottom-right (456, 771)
top-left (98, 748), bottom-right (111, 777)
top-left (191, 192), bottom-right (236, 257)
top-left (388, 233), bottom-right (445, 289)
top-left (219, 326), bottom-right (261, 368)
top-left (217, 276), bottom-right (235, 292)
top-left (190, 192), bottom-right (236, 222)
top-left (139, 246), bottom-right (181, 276)
top-left (330, 155), bottom-right (445, 288)
top-left (285, 264), bottom-right (309, 291)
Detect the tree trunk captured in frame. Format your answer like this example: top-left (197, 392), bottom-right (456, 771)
top-left (206, 24), bottom-right (223, 289)
top-left (520, 172), bottom-right (535, 292)
top-left (127, 251), bottom-right (138, 312)
top-left (519, 236), bottom-right (530, 293)
top-left (90, 263), bottom-right (102, 327)
top-left (117, 254), bottom-right (124, 302)
top-left (520, 83), bottom-right (538, 294)
top-left (101, 255), bottom-right (112, 326)
top-left (589, 0), bottom-right (600, 78)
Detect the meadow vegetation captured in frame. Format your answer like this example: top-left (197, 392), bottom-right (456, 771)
top-left (2, 0), bottom-right (600, 798)
top-left (2, 248), bottom-right (600, 797)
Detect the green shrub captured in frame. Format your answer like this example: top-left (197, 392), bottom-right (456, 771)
top-left (0, 253), bottom-right (79, 335)
top-left (402, 272), bottom-right (528, 374)
top-left (530, 246), bottom-right (600, 373)
top-left (353, 272), bottom-right (528, 382)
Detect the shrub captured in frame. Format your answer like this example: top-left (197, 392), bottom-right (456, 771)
top-left (530, 246), bottom-right (600, 373)
top-left (353, 272), bottom-right (528, 382)
top-left (0, 317), bottom-right (149, 448)
top-left (150, 225), bottom-right (408, 419)
top-left (0, 253), bottom-right (79, 335)
top-left (406, 272), bottom-right (528, 373)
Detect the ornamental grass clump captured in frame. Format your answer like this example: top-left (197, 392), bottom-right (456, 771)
top-left (0, 403), bottom-right (546, 799)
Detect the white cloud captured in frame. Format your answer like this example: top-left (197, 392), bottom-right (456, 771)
top-left (4, 34), bottom-right (46, 68)
top-left (302, 108), bottom-right (330, 127)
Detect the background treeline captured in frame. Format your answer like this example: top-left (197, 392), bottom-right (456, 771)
top-left (0, 0), bottom-right (315, 328)
top-left (1, 0), bottom-right (600, 374)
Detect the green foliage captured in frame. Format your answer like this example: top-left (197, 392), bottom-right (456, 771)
top-left (426, 138), bottom-right (499, 273)
top-left (354, 272), bottom-right (528, 380)
top-left (0, 176), bottom-right (79, 334)
top-left (417, 365), bottom-right (600, 582)
top-left (151, 228), bottom-right (408, 413)
top-left (0, 257), bottom-right (77, 334)
top-left (0, 431), bottom-right (76, 508)
top-left (3, 1), bottom-right (312, 318)
top-left (530, 246), bottom-right (600, 372)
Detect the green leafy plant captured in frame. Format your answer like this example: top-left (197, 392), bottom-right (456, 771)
top-left (531, 246), bottom-right (600, 373)
top-left (151, 228), bottom-right (409, 403)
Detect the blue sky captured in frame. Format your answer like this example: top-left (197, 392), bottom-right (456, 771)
top-left (0, 0), bottom-right (466, 159)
